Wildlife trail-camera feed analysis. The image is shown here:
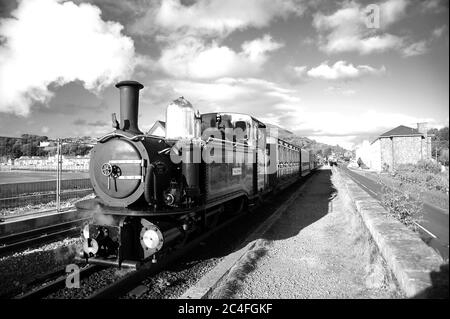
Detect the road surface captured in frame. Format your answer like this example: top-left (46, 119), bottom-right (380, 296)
top-left (340, 165), bottom-right (449, 260)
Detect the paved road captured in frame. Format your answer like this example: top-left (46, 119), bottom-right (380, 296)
top-left (340, 165), bottom-right (449, 260)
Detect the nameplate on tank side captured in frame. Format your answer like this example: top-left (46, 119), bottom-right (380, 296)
top-left (232, 167), bottom-right (242, 176)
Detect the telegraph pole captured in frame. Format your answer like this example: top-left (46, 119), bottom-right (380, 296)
top-left (56, 138), bottom-right (61, 212)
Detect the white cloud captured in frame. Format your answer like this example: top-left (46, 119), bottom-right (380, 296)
top-left (158, 35), bottom-right (283, 79)
top-left (309, 136), bottom-right (357, 150)
top-left (432, 25), bottom-right (448, 39)
top-left (293, 65), bottom-right (308, 77)
top-left (142, 75), bottom-right (436, 150)
top-left (379, 0), bottom-right (409, 26)
top-left (401, 40), bottom-right (429, 57)
top-left (312, 0), bottom-right (409, 55)
top-left (420, 0), bottom-right (447, 13)
top-left (148, 77), bottom-right (301, 121)
top-left (131, 0), bottom-right (305, 37)
top-left (324, 86), bottom-right (357, 96)
top-left (307, 61), bottom-right (385, 80)
top-left (0, 0), bottom-right (137, 115)
top-left (266, 108), bottom-right (434, 149)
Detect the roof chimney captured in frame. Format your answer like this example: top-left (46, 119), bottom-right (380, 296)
top-left (115, 81), bottom-right (144, 135)
top-left (417, 122), bottom-right (428, 137)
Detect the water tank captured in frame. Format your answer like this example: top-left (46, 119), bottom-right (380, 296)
top-left (165, 97), bottom-right (196, 140)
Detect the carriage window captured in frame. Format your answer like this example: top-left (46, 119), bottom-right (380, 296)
top-left (234, 120), bottom-right (248, 143)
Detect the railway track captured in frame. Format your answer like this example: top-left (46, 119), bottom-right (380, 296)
top-left (0, 209), bottom-right (91, 256)
top-left (88, 210), bottom-right (246, 299)
top-left (15, 210), bottom-right (245, 299)
top-left (11, 176), bottom-right (314, 299)
top-left (15, 264), bottom-right (102, 299)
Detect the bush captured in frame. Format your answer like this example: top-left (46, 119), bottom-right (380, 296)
top-left (379, 181), bottom-right (423, 231)
top-left (392, 161), bottom-right (449, 194)
top-left (416, 160), bottom-right (441, 174)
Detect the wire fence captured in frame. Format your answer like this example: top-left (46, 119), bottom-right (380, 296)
top-left (0, 139), bottom-right (94, 213)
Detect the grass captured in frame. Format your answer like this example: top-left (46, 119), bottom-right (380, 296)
top-left (332, 170), bottom-right (401, 294)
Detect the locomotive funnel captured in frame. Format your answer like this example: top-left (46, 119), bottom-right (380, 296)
top-left (115, 80), bottom-right (144, 134)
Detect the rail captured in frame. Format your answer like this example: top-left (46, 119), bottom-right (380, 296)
top-left (0, 216), bottom-right (90, 256)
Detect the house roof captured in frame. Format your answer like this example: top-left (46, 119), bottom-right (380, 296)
top-left (146, 120), bottom-right (166, 135)
top-left (371, 125), bottom-right (426, 144)
top-left (380, 125), bottom-right (423, 137)
top-left (154, 120), bottom-right (165, 128)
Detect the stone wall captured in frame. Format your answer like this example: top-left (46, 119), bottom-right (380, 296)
top-left (379, 136), bottom-right (432, 170)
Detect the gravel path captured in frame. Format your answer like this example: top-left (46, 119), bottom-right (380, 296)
top-left (234, 168), bottom-right (402, 299)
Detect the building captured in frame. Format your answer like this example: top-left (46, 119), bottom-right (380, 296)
top-left (147, 120), bottom-right (166, 137)
top-left (39, 140), bottom-right (57, 152)
top-left (11, 154), bottom-right (90, 171)
top-left (356, 123), bottom-right (432, 171)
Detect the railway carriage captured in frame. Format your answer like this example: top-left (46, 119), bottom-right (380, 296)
top-left (77, 80), bottom-right (317, 268)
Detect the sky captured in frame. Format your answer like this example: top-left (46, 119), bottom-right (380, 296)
top-left (0, 0), bottom-right (448, 150)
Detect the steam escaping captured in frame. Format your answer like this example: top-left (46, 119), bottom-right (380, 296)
top-left (0, 0), bottom-right (137, 115)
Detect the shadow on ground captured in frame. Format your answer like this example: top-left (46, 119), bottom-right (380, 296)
top-left (168, 169), bottom-right (333, 272)
top-left (413, 263), bottom-right (449, 299)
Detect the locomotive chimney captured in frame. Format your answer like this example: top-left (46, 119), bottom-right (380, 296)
top-left (115, 80), bottom-right (144, 134)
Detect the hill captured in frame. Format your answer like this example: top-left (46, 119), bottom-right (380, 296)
top-left (265, 123), bottom-right (349, 157)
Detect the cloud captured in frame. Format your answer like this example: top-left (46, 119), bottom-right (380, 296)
top-left (307, 61), bottom-right (385, 80)
top-left (87, 120), bottom-right (108, 127)
top-left (0, 0), bottom-right (137, 115)
top-left (73, 118), bottom-right (108, 126)
top-left (73, 119), bottom-right (87, 126)
top-left (131, 0), bottom-right (305, 37)
top-left (401, 26), bottom-right (448, 56)
top-left (148, 77), bottom-right (301, 120)
top-left (380, 0), bottom-right (409, 26)
top-left (432, 25), bottom-right (448, 39)
top-left (140, 74), bottom-right (438, 151)
top-left (158, 35), bottom-right (283, 79)
top-left (312, 0), bottom-right (410, 55)
top-left (293, 65), bottom-right (308, 77)
top-left (324, 86), bottom-right (357, 96)
top-left (420, 0), bottom-right (448, 13)
top-left (265, 108), bottom-right (434, 149)
top-left (309, 135), bottom-right (358, 150)
top-left (401, 40), bottom-right (429, 57)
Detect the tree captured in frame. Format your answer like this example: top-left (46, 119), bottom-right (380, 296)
top-left (439, 149), bottom-right (449, 166)
top-left (429, 127), bottom-right (449, 160)
top-left (12, 141), bottom-right (22, 158)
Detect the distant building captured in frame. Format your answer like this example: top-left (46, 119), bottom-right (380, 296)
top-left (147, 120), bottom-right (166, 137)
top-left (11, 154), bottom-right (90, 170)
top-left (39, 140), bottom-right (57, 152)
top-left (356, 123), bottom-right (432, 171)
top-left (343, 150), bottom-right (353, 159)
top-left (15, 156), bottom-right (46, 166)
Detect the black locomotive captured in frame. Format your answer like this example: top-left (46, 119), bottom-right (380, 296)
top-left (76, 80), bottom-right (318, 268)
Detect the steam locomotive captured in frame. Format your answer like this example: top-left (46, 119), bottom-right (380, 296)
top-left (76, 80), bottom-right (318, 268)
